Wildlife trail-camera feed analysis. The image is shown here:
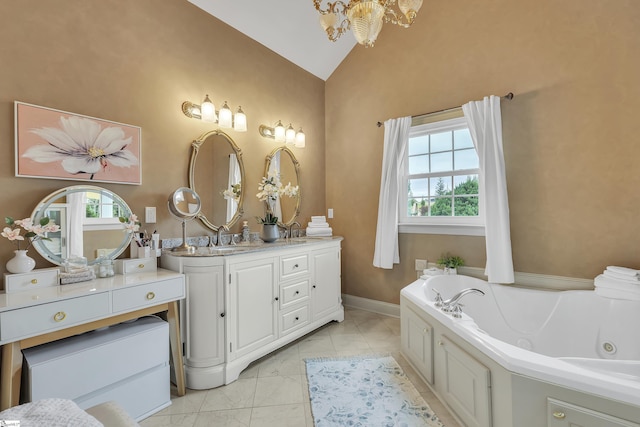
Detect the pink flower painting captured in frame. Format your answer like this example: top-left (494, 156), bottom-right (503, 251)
top-left (15, 102), bottom-right (142, 185)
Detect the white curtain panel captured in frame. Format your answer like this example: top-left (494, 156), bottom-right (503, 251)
top-left (462, 96), bottom-right (514, 283)
top-left (226, 153), bottom-right (240, 222)
top-left (67, 192), bottom-right (84, 259)
top-left (373, 116), bottom-right (411, 269)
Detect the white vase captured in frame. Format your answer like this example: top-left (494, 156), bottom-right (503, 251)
top-left (6, 249), bottom-right (36, 274)
top-left (444, 267), bottom-right (457, 275)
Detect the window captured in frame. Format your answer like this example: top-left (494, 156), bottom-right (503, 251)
top-left (399, 112), bottom-right (484, 236)
top-left (83, 191), bottom-right (126, 230)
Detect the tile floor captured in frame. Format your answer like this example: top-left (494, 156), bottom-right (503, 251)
top-left (140, 307), bottom-right (461, 427)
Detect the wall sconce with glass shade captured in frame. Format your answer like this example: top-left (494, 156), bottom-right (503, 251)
top-left (182, 94), bottom-right (247, 132)
top-left (259, 121), bottom-right (306, 148)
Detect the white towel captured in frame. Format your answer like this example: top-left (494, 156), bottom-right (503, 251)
top-left (307, 222), bottom-right (330, 228)
top-left (311, 216), bottom-right (327, 223)
top-left (603, 270), bottom-right (640, 283)
top-left (306, 227), bottom-right (332, 237)
top-left (594, 274), bottom-right (640, 300)
top-left (605, 266), bottom-right (640, 277)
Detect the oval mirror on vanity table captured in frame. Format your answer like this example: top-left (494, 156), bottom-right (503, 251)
top-left (188, 129), bottom-right (245, 231)
top-left (265, 146), bottom-right (301, 227)
top-left (30, 185), bottom-right (134, 266)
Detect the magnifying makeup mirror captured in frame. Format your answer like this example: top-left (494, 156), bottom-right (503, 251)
top-left (168, 187), bottom-right (202, 252)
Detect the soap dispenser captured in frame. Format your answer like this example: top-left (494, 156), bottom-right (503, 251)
top-left (242, 221), bottom-right (250, 242)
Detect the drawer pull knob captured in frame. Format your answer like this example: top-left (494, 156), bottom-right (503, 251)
top-left (423, 328), bottom-right (429, 334)
top-left (138, 264), bottom-right (145, 269)
top-left (146, 291), bottom-right (156, 300)
top-left (293, 264), bottom-right (299, 268)
top-left (274, 297), bottom-right (279, 301)
top-left (220, 312), bottom-right (225, 318)
top-left (438, 340), bottom-right (444, 346)
top-left (552, 412), bottom-right (565, 420)
top-left (53, 311), bottom-right (66, 322)
top-left (31, 279), bottom-right (38, 284)
top-left (312, 285), bottom-right (316, 289)
top-left (295, 290), bottom-right (300, 295)
top-left (295, 316), bottom-right (299, 321)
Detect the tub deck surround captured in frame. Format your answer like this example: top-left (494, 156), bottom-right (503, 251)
top-left (161, 237), bottom-right (344, 390)
top-left (0, 268), bottom-right (187, 410)
top-left (401, 274), bottom-right (640, 427)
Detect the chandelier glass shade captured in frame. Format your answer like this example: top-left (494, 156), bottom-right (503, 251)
top-left (313, 0), bottom-right (423, 47)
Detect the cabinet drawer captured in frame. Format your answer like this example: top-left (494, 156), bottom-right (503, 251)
top-left (281, 279), bottom-right (309, 309)
top-left (280, 305), bottom-right (309, 335)
top-left (0, 293), bottom-right (110, 341)
top-left (4, 268), bottom-right (60, 293)
top-left (115, 257), bottom-right (157, 275)
top-left (280, 254), bottom-right (309, 280)
top-left (112, 277), bottom-right (185, 313)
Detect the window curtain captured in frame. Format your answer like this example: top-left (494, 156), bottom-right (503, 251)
top-left (462, 96), bottom-right (514, 283)
top-left (267, 151), bottom-right (282, 220)
top-left (373, 116), bottom-right (411, 269)
top-left (226, 153), bottom-right (240, 222)
top-left (67, 192), bottom-right (84, 258)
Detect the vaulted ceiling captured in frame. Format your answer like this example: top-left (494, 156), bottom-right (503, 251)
top-left (188, 0), bottom-right (357, 81)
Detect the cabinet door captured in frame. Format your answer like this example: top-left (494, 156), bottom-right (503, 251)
top-left (183, 265), bottom-right (225, 368)
top-left (547, 398), bottom-right (640, 427)
top-left (401, 304), bottom-right (433, 384)
top-left (310, 247), bottom-right (341, 320)
top-left (228, 257), bottom-right (278, 359)
top-left (438, 335), bottom-right (492, 427)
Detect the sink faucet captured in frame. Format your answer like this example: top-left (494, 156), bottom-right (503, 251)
top-left (288, 222), bottom-right (301, 239)
top-left (216, 225), bottom-right (229, 247)
top-left (441, 288), bottom-right (485, 318)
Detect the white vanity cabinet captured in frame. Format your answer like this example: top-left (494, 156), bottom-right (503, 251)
top-left (228, 255), bottom-right (278, 359)
top-left (162, 237), bottom-right (344, 390)
top-left (401, 304), bottom-right (434, 384)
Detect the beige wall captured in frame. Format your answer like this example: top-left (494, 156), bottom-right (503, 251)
top-left (326, 0), bottom-right (640, 303)
top-left (0, 0), bottom-right (325, 275)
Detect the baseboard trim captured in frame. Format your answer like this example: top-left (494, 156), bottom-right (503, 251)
top-left (341, 294), bottom-right (400, 318)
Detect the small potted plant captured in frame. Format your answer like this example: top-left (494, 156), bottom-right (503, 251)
top-left (436, 253), bottom-right (465, 275)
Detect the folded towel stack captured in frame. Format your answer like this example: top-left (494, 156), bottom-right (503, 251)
top-left (306, 215), bottom-right (333, 237)
top-left (59, 268), bottom-right (96, 285)
top-left (594, 266), bottom-right (640, 301)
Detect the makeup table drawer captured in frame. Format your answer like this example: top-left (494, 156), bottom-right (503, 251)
top-left (112, 277), bottom-right (185, 313)
top-left (0, 293), bottom-right (110, 341)
top-left (3, 268), bottom-right (60, 293)
top-left (280, 254), bottom-right (309, 280)
top-left (115, 257), bottom-right (157, 275)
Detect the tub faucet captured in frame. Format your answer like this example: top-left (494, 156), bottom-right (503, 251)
top-left (442, 288), bottom-right (485, 318)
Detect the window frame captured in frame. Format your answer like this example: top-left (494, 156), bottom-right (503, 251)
top-left (399, 112), bottom-right (485, 236)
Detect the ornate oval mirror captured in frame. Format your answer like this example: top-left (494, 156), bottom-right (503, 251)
top-left (30, 185), bottom-right (133, 266)
top-left (265, 146), bottom-right (301, 227)
top-left (189, 129), bottom-right (245, 231)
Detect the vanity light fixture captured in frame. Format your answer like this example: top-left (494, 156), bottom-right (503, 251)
top-left (259, 121), bottom-right (306, 148)
top-left (181, 95), bottom-right (247, 132)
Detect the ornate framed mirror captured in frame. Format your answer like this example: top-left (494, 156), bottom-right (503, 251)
top-left (188, 129), bottom-right (245, 231)
top-left (30, 185), bottom-right (134, 266)
top-left (265, 146), bottom-right (301, 227)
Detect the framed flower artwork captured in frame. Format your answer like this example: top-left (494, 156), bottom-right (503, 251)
top-left (14, 101), bottom-right (142, 185)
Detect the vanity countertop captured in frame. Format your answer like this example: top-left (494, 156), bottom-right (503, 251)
top-left (163, 236), bottom-right (343, 257)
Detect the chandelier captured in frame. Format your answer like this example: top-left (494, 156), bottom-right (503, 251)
top-left (312, 0), bottom-right (423, 47)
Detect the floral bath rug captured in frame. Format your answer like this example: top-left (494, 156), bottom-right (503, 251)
top-left (305, 355), bottom-right (444, 426)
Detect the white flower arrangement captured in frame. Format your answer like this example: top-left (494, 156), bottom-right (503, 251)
top-left (118, 214), bottom-right (141, 233)
top-left (256, 170), bottom-right (299, 202)
top-left (2, 217), bottom-right (60, 251)
top-left (222, 182), bottom-right (242, 202)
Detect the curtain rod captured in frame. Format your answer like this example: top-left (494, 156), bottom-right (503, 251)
top-left (376, 92), bottom-right (514, 127)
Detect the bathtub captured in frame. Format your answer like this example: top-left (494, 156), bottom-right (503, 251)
top-left (400, 274), bottom-right (640, 425)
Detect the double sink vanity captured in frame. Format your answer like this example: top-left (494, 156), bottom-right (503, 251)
top-left (162, 236), bottom-right (344, 389)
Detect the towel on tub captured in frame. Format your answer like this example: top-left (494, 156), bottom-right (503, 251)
top-left (605, 266), bottom-right (640, 278)
top-left (594, 274), bottom-right (640, 301)
top-left (603, 270), bottom-right (640, 284)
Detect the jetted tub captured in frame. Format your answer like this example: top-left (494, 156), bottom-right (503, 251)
top-left (400, 274), bottom-right (640, 425)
